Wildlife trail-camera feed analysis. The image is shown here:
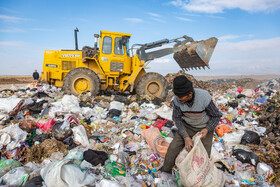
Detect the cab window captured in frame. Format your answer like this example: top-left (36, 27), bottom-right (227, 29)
top-left (125, 38), bottom-right (130, 56)
top-left (114, 37), bottom-right (124, 55)
top-left (102, 36), bottom-right (112, 54)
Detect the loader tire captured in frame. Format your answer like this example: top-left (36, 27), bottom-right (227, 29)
top-left (63, 67), bottom-right (100, 96)
top-left (136, 72), bottom-right (168, 100)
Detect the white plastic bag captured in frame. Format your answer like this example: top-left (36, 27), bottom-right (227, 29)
top-left (24, 162), bottom-right (41, 178)
top-left (72, 125), bottom-right (90, 147)
top-left (64, 148), bottom-right (84, 161)
top-left (0, 114), bottom-right (9, 126)
top-left (257, 163), bottom-right (274, 177)
top-left (176, 134), bottom-right (226, 187)
top-left (98, 179), bottom-right (124, 187)
top-left (153, 104), bottom-right (173, 121)
top-left (0, 124), bottom-right (28, 150)
top-left (223, 130), bottom-right (245, 148)
top-left (109, 101), bottom-right (125, 111)
top-left (0, 97), bottom-right (22, 113)
top-left (41, 159), bottom-right (96, 187)
top-left (1, 167), bottom-right (28, 186)
top-left (61, 95), bottom-right (81, 113)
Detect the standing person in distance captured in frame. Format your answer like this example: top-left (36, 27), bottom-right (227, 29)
top-left (33, 69), bottom-right (39, 81)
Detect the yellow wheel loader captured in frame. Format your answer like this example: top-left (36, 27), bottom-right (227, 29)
top-left (41, 29), bottom-right (218, 99)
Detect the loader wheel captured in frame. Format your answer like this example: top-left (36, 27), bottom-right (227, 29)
top-left (136, 72), bottom-right (168, 100)
top-left (63, 68), bottom-right (100, 96)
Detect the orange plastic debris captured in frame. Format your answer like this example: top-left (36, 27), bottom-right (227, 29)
top-left (216, 124), bottom-right (232, 137)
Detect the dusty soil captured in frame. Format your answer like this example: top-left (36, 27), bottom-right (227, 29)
top-left (194, 74), bottom-right (280, 81)
top-left (0, 76), bottom-right (33, 84)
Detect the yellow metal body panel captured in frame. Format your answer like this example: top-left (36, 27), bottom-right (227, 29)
top-left (41, 30), bottom-right (147, 93)
top-left (98, 30), bottom-right (132, 75)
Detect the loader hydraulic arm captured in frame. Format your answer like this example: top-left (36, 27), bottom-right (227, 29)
top-left (133, 35), bottom-right (194, 62)
top-left (131, 35), bottom-right (218, 71)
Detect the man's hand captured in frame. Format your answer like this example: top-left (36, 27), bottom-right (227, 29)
top-left (184, 136), bottom-right (193, 152)
top-left (199, 128), bottom-right (208, 139)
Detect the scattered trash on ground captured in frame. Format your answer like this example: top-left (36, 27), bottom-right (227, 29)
top-left (0, 73), bottom-right (279, 186)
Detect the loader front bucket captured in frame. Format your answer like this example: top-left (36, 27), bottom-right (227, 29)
top-left (173, 37), bottom-right (218, 71)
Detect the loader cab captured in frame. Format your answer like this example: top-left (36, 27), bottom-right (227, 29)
top-left (99, 31), bottom-right (132, 75)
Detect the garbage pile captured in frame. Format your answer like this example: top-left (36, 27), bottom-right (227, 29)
top-left (0, 76), bottom-right (279, 186)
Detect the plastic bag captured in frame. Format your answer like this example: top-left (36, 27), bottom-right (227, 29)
top-left (252, 125), bottom-right (266, 136)
top-left (118, 176), bottom-right (143, 187)
top-left (175, 134), bottom-right (226, 187)
top-left (257, 163), bottom-right (274, 177)
top-left (36, 118), bottom-right (56, 132)
top-left (83, 149), bottom-right (108, 166)
top-left (50, 152), bottom-right (64, 161)
top-left (215, 124), bottom-right (232, 137)
top-left (41, 159), bottom-right (96, 187)
top-left (223, 130), bottom-right (245, 148)
top-left (64, 149), bottom-right (84, 162)
top-left (153, 104), bottom-right (173, 121)
top-left (145, 112), bottom-right (158, 121)
top-left (105, 161), bottom-right (126, 177)
top-left (213, 141), bottom-right (225, 152)
top-left (0, 167), bottom-right (28, 186)
top-left (0, 97), bottom-right (22, 113)
top-left (0, 124), bottom-right (28, 151)
top-left (24, 162), bottom-right (41, 179)
top-left (141, 127), bottom-right (169, 158)
top-left (125, 142), bottom-right (141, 152)
top-left (107, 109), bottom-right (122, 118)
top-left (109, 101), bottom-right (125, 111)
top-left (0, 114), bottom-right (9, 126)
top-left (240, 130), bottom-right (260, 145)
top-left (52, 120), bottom-right (72, 141)
top-left (99, 179), bottom-right (124, 187)
top-left (72, 125), bottom-right (89, 147)
top-left (0, 159), bottom-right (21, 177)
top-left (232, 149), bottom-right (258, 165)
top-left (156, 172), bottom-right (177, 187)
top-left (61, 95), bottom-right (81, 113)
top-left (255, 95), bottom-right (269, 105)
top-left (210, 145), bottom-right (224, 162)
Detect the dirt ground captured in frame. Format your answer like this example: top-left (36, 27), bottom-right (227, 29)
top-left (0, 76), bottom-right (33, 85)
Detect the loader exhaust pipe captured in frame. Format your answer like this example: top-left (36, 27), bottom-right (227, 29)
top-left (74, 27), bottom-right (79, 50)
top-left (94, 34), bottom-right (99, 50)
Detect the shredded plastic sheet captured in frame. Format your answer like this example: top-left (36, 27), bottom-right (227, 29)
top-left (0, 96), bottom-right (22, 113)
top-left (0, 123), bottom-right (28, 150)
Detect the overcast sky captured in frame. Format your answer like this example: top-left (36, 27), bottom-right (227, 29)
top-left (0, 0), bottom-right (279, 76)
